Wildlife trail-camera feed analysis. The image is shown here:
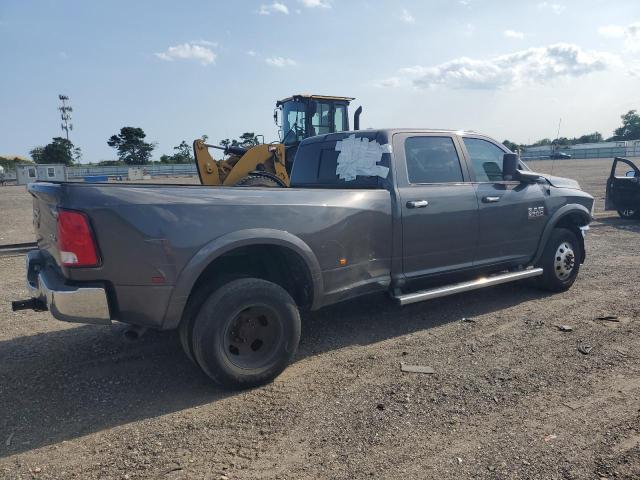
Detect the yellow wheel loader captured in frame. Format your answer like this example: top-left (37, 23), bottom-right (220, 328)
top-left (194, 94), bottom-right (362, 187)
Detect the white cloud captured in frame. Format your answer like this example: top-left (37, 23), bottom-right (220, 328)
top-left (504, 29), bottom-right (524, 40)
top-left (375, 77), bottom-right (402, 88)
top-left (400, 8), bottom-right (415, 24)
top-left (598, 22), bottom-right (640, 52)
top-left (155, 42), bottom-right (216, 66)
top-left (537, 2), bottom-right (565, 14)
top-left (192, 39), bottom-right (218, 47)
top-left (299, 0), bottom-right (331, 8)
top-left (247, 50), bottom-right (257, 56)
top-left (394, 43), bottom-right (617, 90)
top-left (265, 56), bottom-right (297, 67)
top-left (597, 24), bottom-right (626, 38)
top-left (259, 2), bottom-right (289, 15)
top-left (627, 23), bottom-right (640, 52)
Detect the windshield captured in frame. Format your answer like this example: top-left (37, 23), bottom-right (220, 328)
top-left (282, 101), bottom-right (306, 145)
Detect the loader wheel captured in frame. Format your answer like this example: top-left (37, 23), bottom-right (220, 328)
top-left (192, 278), bottom-right (301, 389)
top-left (534, 227), bottom-right (581, 293)
top-left (234, 175), bottom-right (283, 187)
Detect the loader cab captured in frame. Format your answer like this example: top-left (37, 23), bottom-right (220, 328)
top-left (275, 95), bottom-right (356, 146)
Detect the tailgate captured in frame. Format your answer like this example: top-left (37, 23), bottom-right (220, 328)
top-left (28, 182), bottom-right (63, 267)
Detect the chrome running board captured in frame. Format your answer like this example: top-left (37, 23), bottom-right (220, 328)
top-left (394, 268), bottom-right (543, 306)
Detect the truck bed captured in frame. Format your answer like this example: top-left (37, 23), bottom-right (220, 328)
top-left (28, 181), bottom-right (393, 328)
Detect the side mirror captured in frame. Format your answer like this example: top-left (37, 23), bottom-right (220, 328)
top-left (502, 153), bottom-right (518, 181)
top-left (625, 170), bottom-right (636, 178)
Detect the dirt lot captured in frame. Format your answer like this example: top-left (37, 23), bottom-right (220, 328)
top-left (0, 162), bottom-right (639, 479)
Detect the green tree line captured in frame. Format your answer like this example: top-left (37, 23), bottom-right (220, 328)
top-left (503, 109), bottom-right (640, 151)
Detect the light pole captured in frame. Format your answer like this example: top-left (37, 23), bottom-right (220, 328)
top-left (58, 94), bottom-right (73, 141)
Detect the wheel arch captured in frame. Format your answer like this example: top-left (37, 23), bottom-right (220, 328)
top-left (531, 204), bottom-right (591, 266)
top-left (162, 229), bottom-right (323, 330)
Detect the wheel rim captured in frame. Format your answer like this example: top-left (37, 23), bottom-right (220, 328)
top-left (553, 241), bottom-right (576, 281)
top-left (222, 306), bottom-right (283, 370)
top-left (621, 208), bottom-right (636, 218)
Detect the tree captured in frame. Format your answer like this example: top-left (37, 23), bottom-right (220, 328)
top-left (107, 127), bottom-right (155, 165)
top-left (32, 137), bottom-right (75, 165)
top-left (502, 140), bottom-right (520, 151)
top-left (160, 140), bottom-right (194, 164)
top-left (612, 110), bottom-right (640, 141)
top-left (531, 138), bottom-right (552, 147)
top-left (171, 140), bottom-right (193, 163)
top-left (73, 146), bottom-right (83, 163)
top-left (237, 132), bottom-right (259, 148)
top-left (576, 132), bottom-right (603, 144)
top-left (219, 132), bottom-right (259, 149)
top-left (29, 146), bottom-right (45, 163)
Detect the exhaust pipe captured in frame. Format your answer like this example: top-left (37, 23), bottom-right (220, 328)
top-left (121, 325), bottom-right (148, 342)
top-left (354, 106), bottom-right (363, 130)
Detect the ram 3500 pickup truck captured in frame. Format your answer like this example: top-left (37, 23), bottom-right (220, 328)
top-left (14, 129), bottom-right (594, 388)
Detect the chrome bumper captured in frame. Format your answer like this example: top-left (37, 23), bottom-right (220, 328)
top-left (23, 250), bottom-right (112, 325)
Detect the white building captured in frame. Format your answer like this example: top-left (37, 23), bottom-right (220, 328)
top-left (16, 164), bottom-right (67, 185)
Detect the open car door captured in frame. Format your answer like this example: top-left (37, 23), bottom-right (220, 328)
top-left (606, 157), bottom-right (640, 219)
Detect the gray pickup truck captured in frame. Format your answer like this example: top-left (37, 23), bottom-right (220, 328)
top-left (14, 129), bottom-right (594, 388)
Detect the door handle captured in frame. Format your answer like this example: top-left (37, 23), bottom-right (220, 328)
top-left (482, 196), bottom-right (501, 203)
top-left (406, 200), bottom-right (429, 208)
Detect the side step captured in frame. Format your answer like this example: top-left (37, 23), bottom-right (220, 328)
top-left (394, 268), bottom-right (543, 306)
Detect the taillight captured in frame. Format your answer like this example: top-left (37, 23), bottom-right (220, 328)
top-left (57, 209), bottom-right (100, 267)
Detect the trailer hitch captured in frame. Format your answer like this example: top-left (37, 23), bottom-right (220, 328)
top-left (12, 298), bottom-right (47, 312)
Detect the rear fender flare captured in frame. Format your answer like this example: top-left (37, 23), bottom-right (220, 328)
top-left (531, 204), bottom-right (591, 266)
top-left (161, 228), bottom-right (323, 329)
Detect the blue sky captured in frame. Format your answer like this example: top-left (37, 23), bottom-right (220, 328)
top-left (1, 0), bottom-right (639, 162)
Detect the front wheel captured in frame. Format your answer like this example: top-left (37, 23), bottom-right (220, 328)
top-left (192, 278), bottom-right (301, 389)
top-left (617, 208), bottom-right (638, 219)
top-left (534, 227), bottom-right (581, 292)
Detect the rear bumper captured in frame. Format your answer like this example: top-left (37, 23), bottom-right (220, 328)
top-left (21, 250), bottom-right (112, 325)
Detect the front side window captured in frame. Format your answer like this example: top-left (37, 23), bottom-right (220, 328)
top-left (405, 136), bottom-right (463, 184)
top-left (282, 101), bottom-right (306, 145)
top-left (28, 168), bottom-right (36, 178)
top-left (463, 138), bottom-right (505, 182)
top-left (47, 167), bottom-right (55, 177)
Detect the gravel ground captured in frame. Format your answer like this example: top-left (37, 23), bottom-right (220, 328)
top-left (0, 163), bottom-right (639, 479)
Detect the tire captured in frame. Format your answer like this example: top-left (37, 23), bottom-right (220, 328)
top-left (179, 286), bottom-right (213, 364)
top-left (179, 274), bottom-right (247, 364)
top-left (192, 278), bottom-right (301, 389)
top-left (534, 227), bottom-right (581, 292)
top-left (234, 175), bottom-right (283, 187)
top-left (617, 208), bottom-right (639, 219)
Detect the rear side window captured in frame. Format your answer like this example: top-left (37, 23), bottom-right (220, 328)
top-left (405, 136), bottom-right (463, 184)
top-left (291, 134), bottom-right (390, 188)
top-left (463, 138), bottom-right (505, 182)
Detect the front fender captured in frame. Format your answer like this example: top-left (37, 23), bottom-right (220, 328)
top-left (161, 228), bottom-right (323, 329)
top-left (531, 204), bottom-right (591, 266)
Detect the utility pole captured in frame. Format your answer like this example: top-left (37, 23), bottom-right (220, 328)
top-left (58, 94), bottom-right (73, 141)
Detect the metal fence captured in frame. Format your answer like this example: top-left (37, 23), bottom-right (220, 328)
top-left (66, 163), bottom-right (198, 178)
top-left (522, 145), bottom-right (640, 160)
